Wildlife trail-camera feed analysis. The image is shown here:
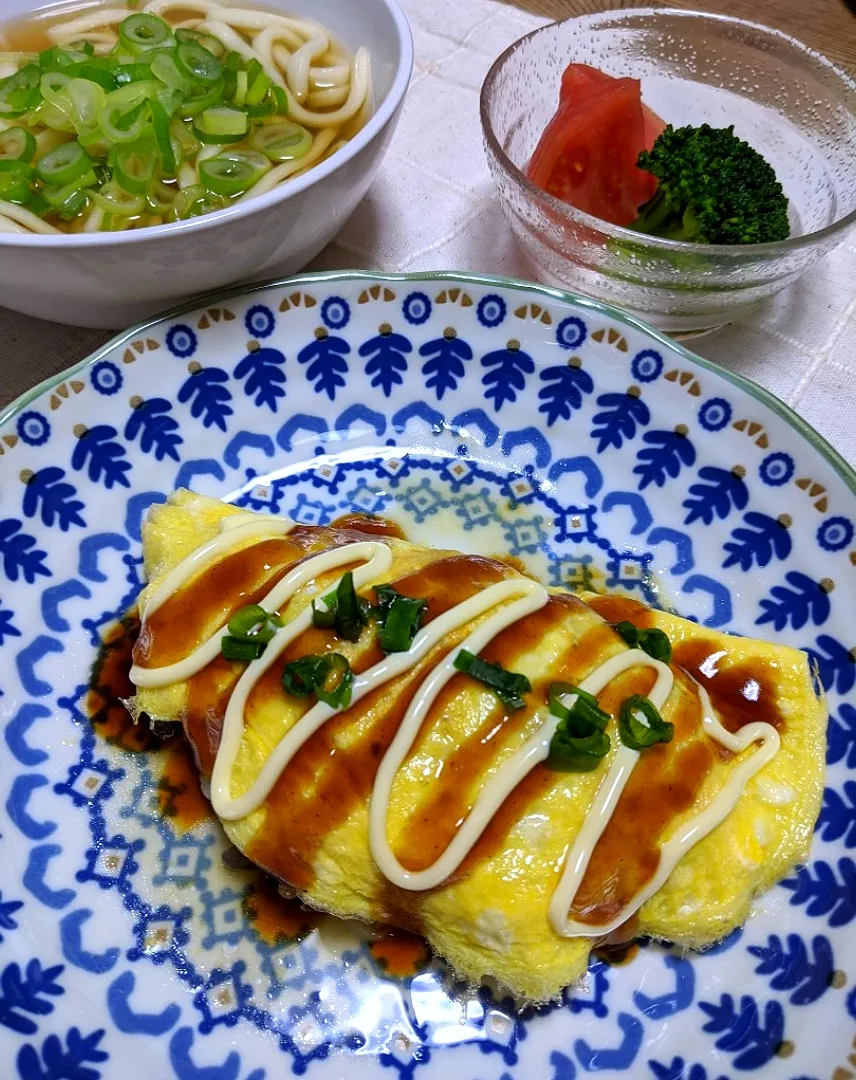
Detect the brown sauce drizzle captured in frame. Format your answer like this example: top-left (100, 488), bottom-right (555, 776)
top-left (673, 639), bottom-right (784, 733)
top-left (242, 876), bottom-right (321, 945)
top-left (87, 610), bottom-right (162, 754)
top-left (586, 594), bottom-right (655, 629)
top-left (368, 929), bottom-right (432, 977)
top-left (330, 512), bottom-right (408, 540)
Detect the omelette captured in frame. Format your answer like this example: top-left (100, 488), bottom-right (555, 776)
top-left (127, 489), bottom-right (826, 1001)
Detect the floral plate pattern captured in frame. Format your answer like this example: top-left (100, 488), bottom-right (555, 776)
top-left (0, 271), bottom-right (854, 1080)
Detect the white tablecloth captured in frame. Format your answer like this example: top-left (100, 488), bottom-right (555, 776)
top-left (2, 0), bottom-right (854, 465)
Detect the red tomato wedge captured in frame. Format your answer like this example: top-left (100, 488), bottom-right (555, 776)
top-left (527, 64), bottom-right (664, 227)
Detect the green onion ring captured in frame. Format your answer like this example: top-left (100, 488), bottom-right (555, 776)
top-left (618, 694), bottom-right (674, 750)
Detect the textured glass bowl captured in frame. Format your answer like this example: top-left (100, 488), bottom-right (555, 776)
top-left (480, 9), bottom-right (856, 333)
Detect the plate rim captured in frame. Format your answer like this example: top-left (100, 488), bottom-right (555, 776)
top-left (3, 268), bottom-right (853, 497)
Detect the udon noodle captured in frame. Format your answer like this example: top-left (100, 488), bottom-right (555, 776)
top-left (0, 0), bottom-right (372, 234)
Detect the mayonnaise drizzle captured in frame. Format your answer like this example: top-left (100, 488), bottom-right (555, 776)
top-left (131, 515), bottom-right (782, 937)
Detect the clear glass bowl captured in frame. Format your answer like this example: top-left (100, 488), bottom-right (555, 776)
top-left (480, 9), bottom-right (856, 333)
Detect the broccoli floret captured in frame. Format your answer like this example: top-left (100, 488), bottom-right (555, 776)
top-left (629, 123), bottom-right (790, 245)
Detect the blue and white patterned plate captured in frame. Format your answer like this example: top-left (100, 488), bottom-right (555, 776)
top-left (1, 271), bottom-right (854, 1080)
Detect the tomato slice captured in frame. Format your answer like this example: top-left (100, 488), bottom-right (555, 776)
top-left (527, 65), bottom-right (664, 227)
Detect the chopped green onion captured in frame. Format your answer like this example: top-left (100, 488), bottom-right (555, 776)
top-left (245, 68), bottom-right (271, 107)
top-left (453, 649), bottom-right (531, 711)
top-left (151, 49), bottom-right (194, 92)
top-left (35, 141), bottom-right (92, 186)
top-left (373, 584), bottom-right (427, 653)
top-left (233, 69), bottom-right (248, 107)
top-left (547, 681), bottom-right (610, 733)
top-left (38, 46), bottom-right (76, 72)
top-left (0, 127), bottom-right (36, 162)
top-left (317, 570), bottom-right (370, 642)
top-left (0, 160), bottom-right (33, 203)
top-left (199, 148), bottom-right (269, 195)
top-left (281, 654), bottom-right (320, 697)
top-left (271, 85), bottom-right (289, 114)
top-left (314, 653), bottom-right (353, 708)
top-left (221, 635), bottom-right (265, 662)
top-left (227, 602), bottom-right (282, 643)
top-left (617, 694), bottom-right (674, 750)
top-left (148, 98), bottom-right (176, 173)
top-left (114, 142), bottom-right (156, 195)
top-left (175, 42), bottom-right (223, 85)
top-left (193, 105), bottom-right (248, 143)
top-left (114, 63), bottom-right (154, 86)
top-left (99, 81), bottom-right (159, 143)
top-left (40, 70), bottom-right (72, 108)
top-left (146, 178), bottom-right (176, 213)
top-left (244, 98), bottom-right (275, 118)
top-left (167, 183), bottom-right (227, 219)
top-left (281, 652), bottom-right (353, 709)
top-left (614, 621), bottom-right (673, 664)
top-left (548, 726), bottom-right (611, 770)
top-left (176, 27), bottom-right (226, 59)
top-left (311, 600), bottom-right (336, 628)
top-left (74, 63), bottom-right (118, 91)
top-left (177, 77), bottom-right (225, 118)
top-left (119, 13), bottom-right (175, 56)
top-left (66, 77), bottom-right (107, 132)
top-left (249, 121), bottom-right (310, 162)
top-left (0, 65), bottom-right (42, 117)
top-left (91, 180), bottom-right (144, 215)
top-left (546, 681), bottom-right (612, 770)
top-left (169, 114), bottom-right (200, 159)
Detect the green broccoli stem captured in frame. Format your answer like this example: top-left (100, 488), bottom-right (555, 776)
top-left (629, 190), bottom-right (705, 243)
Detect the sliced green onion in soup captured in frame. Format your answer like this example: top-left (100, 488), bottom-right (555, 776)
top-left (169, 114), bottom-right (201, 160)
top-left (74, 63), bottom-right (118, 92)
top-left (40, 71), bottom-right (72, 109)
top-left (91, 180), bottom-right (145, 216)
top-left (146, 178), bottom-right (176, 213)
top-left (175, 27), bottom-right (226, 59)
top-left (167, 183), bottom-right (228, 220)
top-left (249, 121), bottom-right (311, 162)
top-left (114, 63), bottom-right (154, 87)
top-left (98, 81), bottom-right (159, 143)
top-left (233, 70), bottom-right (248, 107)
top-left (148, 99), bottom-right (176, 173)
top-left (151, 50), bottom-right (195, 93)
top-left (177, 78), bottom-right (225, 119)
top-left (0, 65), bottom-right (42, 117)
top-left (174, 42), bottom-right (224, 86)
top-left (35, 141), bottom-right (93, 186)
top-left (193, 105), bottom-right (249, 144)
top-left (114, 142), bottom-right (157, 195)
top-left (245, 68), bottom-right (271, 108)
top-left (118, 13), bottom-right (175, 57)
top-left (66, 78), bottom-right (107, 132)
top-left (0, 127), bottom-right (36, 163)
top-left (0, 160), bottom-right (34, 204)
top-left (43, 169), bottom-right (96, 205)
top-left (199, 149), bottom-right (270, 196)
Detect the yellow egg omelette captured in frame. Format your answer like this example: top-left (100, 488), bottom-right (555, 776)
top-left (127, 489), bottom-right (826, 1001)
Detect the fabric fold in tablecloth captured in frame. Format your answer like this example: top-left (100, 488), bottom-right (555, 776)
top-left (1, 0), bottom-right (854, 464)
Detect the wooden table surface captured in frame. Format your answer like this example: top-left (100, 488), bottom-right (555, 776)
top-left (501, 0), bottom-right (856, 74)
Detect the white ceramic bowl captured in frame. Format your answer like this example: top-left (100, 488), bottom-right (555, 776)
top-left (0, 0), bottom-right (413, 328)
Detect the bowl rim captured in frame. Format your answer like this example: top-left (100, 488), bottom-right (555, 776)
top-left (0, 0), bottom-right (414, 248)
top-left (479, 6), bottom-right (856, 257)
top-left (2, 267), bottom-right (854, 496)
